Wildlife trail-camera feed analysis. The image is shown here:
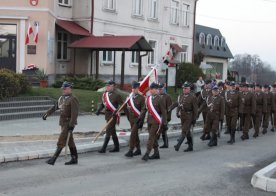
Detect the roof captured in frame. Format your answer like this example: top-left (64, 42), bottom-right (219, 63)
top-left (194, 24), bottom-right (233, 59)
top-left (69, 36), bottom-right (153, 51)
top-left (56, 20), bottom-right (91, 36)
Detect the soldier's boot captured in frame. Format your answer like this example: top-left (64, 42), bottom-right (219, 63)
top-left (133, 146), bottom-right (142, 156)
top-left (160, 132), bottom-right (168, 148)
top-left (149, 149), bottom-right (160, 159)
top-left (174, 135), bottom-right (185, 151)
top-left (141, 152), bottom-right (150, 161)
top-left (224, 127), bottom-right (230, 134)
top-left (208, 133), bottom-right (217, 147)
top-left (227, 129), bottom-right (235, 144)
top-left (205, 133), bottom-right (211, 140)
top-left (253, 131), bottom-right (259, 138)
top-left (98, 136), bottom-right (110, 153)
top-left (124, 150), bottom-right (133, 158)
top-left (241, 133), bottom-right (249, 140)
top-left (65, 147), bottom-right (78, 165)
top-left (184, 136), bottom-right (193, 152)
top-left (262, 128), bottom-right (267, 135)
top-left (200, 133), bottom-right (206, 141)
top-left (46, 147), bottom-right (63, 165)
top-left (109, 135), bottom-right (120, 152)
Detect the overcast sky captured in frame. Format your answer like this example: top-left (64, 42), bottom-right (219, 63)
top-left (196, 0), bottom-right (276, 69)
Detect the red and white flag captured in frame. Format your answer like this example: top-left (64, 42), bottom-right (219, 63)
top-left (138, 67), bottom-right (158, 96)
top-left (25, 22), bottom-right (34, 45)
top-left (34, 22), bottom-right (39, 44)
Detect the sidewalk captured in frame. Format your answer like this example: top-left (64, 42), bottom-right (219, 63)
top-left (0, 113), bottom-right (203, 163)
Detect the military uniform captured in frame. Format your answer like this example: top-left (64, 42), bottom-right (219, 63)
top-left (224, 83), bottom-right (241, 144)
top-left (240, 88), bottom-right (256, 140)
top-left (198, 86), bottom-right (212, 140)
top-left (262, 85), bottom-right (273, 134)
top-left (43, 81), bottom-right (79, 165)
top-left (96, 81), bottom-right (124, 153)
top-left (205, 86), bottom-right (225, 147)
top-left (173, 84), bottom-right (198, 152)
top-left (139, 83), bottom-right (167, 161)
top-left (254, 87), bottom-right (267, 138)
top-left (124, 83), bottom-right (145, 157)
top-left (159, 85), bottom-right (172, 148)
top-left (272, 87), bottom-right (276, 132)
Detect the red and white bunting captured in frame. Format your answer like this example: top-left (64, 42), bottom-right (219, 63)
top-left (147, 96), bottom-right (162, 125)
top-left (127, 96), bottom-right (140, 117)
top-left (25, 22), bottom-right (34, 45)
top-left (104, 92), bottom-right (120, 125)
top-left (34, 22), bottom-right (39, 44)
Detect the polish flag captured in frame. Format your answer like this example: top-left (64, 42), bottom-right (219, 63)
top-left (34, 22), bottom-right (39, 44)
top-left (25, 23), bottom-right (34, 45)
top-left (138, 67), bottom-right (158, 95)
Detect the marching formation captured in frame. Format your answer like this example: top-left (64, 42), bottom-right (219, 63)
top-left (43, 78), bottom-right (276, 165)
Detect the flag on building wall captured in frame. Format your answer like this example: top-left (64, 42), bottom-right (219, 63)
top-left (25, 22), bottom-right (34, 45)
top-left (162, 48), bottom-right (175, 67)
top-left (34, 22), bottom-right (39, 44)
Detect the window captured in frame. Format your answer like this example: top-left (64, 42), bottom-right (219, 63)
top-left (102, 34), bottom-right (114, 64)
top-left (221, 37), bottom-right (226, 48)
top-left (199, 33), bottom-right (205, 45)
top-left (57, 32), bottom-right (69, 60)
top-left (58, 0), bottom-right (71, 7)
top-left (149, 0), bottom-right (158, 19)
top-left (170, 0), bottom-right (180, 25)
top-left (180, 3), bottom-right (189, 27)
top-left (148, 40), bottom-right (156, 65)
top-left (131, 51), bottom-right (139, 65)
top-left (133, 0), bottom-right (143, 16)
top-left (207, 34), bottom-right (212, 47)
top-left (214, 35), bottom-right (220, 48)
top-left (103, 0), bottom-right (116, 11)
top-left (179, 45), bottom-right (188, 63)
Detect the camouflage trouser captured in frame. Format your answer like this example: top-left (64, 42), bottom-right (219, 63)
top-left (57, 124), bottom-right (76, 148)
top-left (146, 123), bottom-right (159, 153)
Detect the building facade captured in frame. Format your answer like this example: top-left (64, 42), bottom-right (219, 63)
top-left (194, 24), bottom-right (233, 82)
top-left (0, 0), bottom-right (197, 84)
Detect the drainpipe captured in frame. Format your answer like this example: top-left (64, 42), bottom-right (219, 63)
top-left (91, 0), bottom-right (94, 35)
top-left (192, 0), bottom-right (198, 64)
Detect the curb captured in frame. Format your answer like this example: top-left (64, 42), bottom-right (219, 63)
top-left (251, 161), bottom-right (276, 192)
top-left (0, 123), bottom-right (204, 164)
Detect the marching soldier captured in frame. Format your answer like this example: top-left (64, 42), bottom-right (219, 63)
top-left (224, 81), bottom-right (232, 134)
top-left (138, 83), bottom-right (167, 161)
top-left (271, 84), bottom-right (276, 132)
top-left (96, 80), bottom-right (124, 153)
top-left (205, 85), bottom-right (225, 147)
top-left (43, 81), bottom-right (79, 165)
top-left (158, 83), bottom-right (172, 148)
top-left (124, 81), bottom-right (145, 157)
top-left (262, 84), bottom-right (273, 134)
top-left (198, 80), bottom-right (212, 140)
top-left (170, 82), bottom-right (197, 152)
top-left (224, 81), bottom-right (241, 144)
top-left (254, 84), bottom-right (267, 138)
top-left (239, 83), bottom-right (256, 140)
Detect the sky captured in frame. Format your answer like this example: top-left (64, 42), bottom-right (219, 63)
top-left (196, 0), bottom-right (276, 70)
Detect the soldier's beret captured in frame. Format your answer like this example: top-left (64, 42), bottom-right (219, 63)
top-left (255, 84), bottom-right (262, 88)
top-left (263, 84), bottom-right (269, 89)
top-left (105, 80), bottom-right (116, 86)
top-left (61, 81), bottom-right (73, 89)
top-left (205, 79), bottom-right (212, 84)
top-left (212, 85), bottom-right (219, 91)
top-left (230, 81), bottom-right (235, 86)
top-left (158, 83), bottom-right (164, 88)
top-left (132, 81), bottom-right (140, 89)
top-left (218, 82), bottom-right (224, 87)
top-left (182, 82), bottom-right (191, 88)
top-left (149, 82), bottom-right (159, 89)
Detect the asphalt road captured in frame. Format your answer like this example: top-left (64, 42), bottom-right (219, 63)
top-left (1, 130), bottom-right (276, 196)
